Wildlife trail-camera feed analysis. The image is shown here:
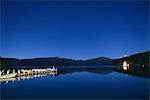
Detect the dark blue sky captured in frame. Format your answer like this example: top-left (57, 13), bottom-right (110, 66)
top-left (1, 0), bottom-right (149, 59)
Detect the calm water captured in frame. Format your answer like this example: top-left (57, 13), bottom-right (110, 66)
top-left (1, 67), bottom-right (149, 99)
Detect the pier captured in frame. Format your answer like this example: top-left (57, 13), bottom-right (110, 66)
top-left (0, 67), bottom-right (57, 84)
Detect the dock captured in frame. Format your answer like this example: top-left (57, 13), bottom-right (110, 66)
top-left (0, 67), bottom-right (57, 84)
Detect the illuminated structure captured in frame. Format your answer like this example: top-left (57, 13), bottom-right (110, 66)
top-left (122, 60), bottom-right (129, 71)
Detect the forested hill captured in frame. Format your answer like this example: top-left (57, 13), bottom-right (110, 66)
top-left (113, 51), bottom-right (150, 78)
top-left (112, 51), bottom-right (150, 67)
top-left (0, 57), bottom-right (113, 68)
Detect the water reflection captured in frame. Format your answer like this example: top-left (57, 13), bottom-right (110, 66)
top-left (0, 66), bottom-right (149, 84)
top-left (1, 67), bottom-right (149, 99)
top-left (58, 67), bottom-right (113, 75)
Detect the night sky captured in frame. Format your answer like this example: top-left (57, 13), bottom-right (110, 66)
top-left (1, 0), bottom-right (149, 59)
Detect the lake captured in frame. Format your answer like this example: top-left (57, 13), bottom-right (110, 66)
top-left (0, 66), bottom-right (149, 100)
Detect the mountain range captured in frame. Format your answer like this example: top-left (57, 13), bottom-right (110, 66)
top-left (0, 51), bottom-right (149, 69)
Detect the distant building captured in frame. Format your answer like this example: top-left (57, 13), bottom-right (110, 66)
top-left (122, 60), bottom-right (129, 70)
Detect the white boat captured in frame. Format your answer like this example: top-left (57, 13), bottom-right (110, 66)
top-left (21, 69), bottom-right (33, 74)
top-left (0, 69), bottom-right (17, 79)
top-left (0, 73), bottom-right (17, 79)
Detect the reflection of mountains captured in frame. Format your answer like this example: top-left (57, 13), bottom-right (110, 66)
top-left (58, 67), bottom-right (113, 75)
top-left (58, 67), bottom-right (150, 79)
